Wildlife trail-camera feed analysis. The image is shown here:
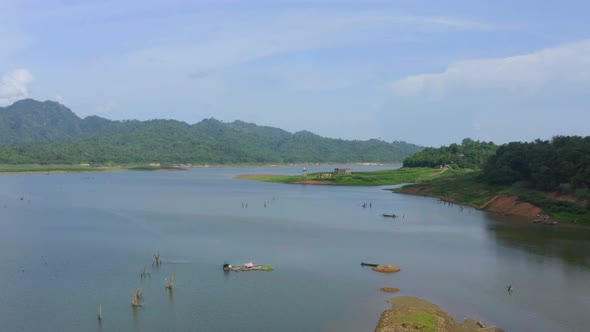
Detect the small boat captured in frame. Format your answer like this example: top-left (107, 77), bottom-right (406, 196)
top-left (382, 214), bottom-right (397, 218)
top-left (360, 262), bottom-right (379, 267)
top-left (223, 263), bottom-right (273, 272)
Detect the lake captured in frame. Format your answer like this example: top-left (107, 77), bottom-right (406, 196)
top-left (1, 166), bottom-right (589, 331)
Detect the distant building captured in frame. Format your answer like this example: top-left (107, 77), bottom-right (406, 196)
top-left (316, 173), bottom-right (332, 179)
top-left (80, 163), bottom-right (90, 167)
top-left (334, 168), bottom-right (352, 175)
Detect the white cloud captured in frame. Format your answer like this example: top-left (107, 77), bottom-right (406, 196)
top-left (392, 39), bottom-right (590, 97)
top-left (0, 69), bottom-right (34, 106)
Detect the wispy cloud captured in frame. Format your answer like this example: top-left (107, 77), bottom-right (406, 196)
top-left (119, 11), bottom-right (494, 75)
top-left (0, 69), bottom-right (34, 106)
top-left (392, 39), bottom-right (590, 97)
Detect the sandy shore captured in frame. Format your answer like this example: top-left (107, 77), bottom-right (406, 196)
top-left (375, 296), bottom-right (503, 332)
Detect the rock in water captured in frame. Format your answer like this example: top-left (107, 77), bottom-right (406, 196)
top-left (380, 287), bottom-right (400, 293)
top-left (372, 264), bottom-right (401, 273)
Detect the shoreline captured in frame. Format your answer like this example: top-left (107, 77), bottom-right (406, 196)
top-left (393, 188), bottom-right (590, 230)
top-left (392, 186), bottom-right (542, 220)
top-left (236, 167), bottom-right (465, 186)
top-left (392, 180), bottom-right (590, 226)
top-left (238, 169), bottom-right (589, 225)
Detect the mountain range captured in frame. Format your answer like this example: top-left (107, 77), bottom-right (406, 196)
top-left (0, 99), bottom-right (423, 164)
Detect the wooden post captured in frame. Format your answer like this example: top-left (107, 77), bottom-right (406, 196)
top-left (166, 272), bottom-right (175, 289)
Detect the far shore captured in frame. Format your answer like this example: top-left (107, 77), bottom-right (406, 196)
top-left (0, 164), bottom-right (186, 175)
top-left (0, 162), bottom-right (401, 175)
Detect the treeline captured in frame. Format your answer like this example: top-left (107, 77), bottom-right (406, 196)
top-left (0, 99), bottom-right (423, 164)
top-left (0, 134), bottom-right (421, 164)
top-left (403, 138), bottom-right (498, 169)
top-left (481, 136), bottom-right (590, 195)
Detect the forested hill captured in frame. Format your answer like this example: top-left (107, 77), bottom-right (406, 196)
top-left (481, 136), bottom-right (590, 193)
top-left (403, 138), bottom-right (498, 169)
top-left (0, 99), bottom-right (423, 164)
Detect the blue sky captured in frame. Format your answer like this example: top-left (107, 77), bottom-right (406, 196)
top-left (1, 0), bottom-right (589, 146)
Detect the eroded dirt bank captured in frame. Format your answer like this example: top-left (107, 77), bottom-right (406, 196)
top-left (396, 186), bottom-right (542, 219)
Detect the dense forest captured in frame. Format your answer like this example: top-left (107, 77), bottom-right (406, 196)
top-left (401, 136), bottom-right (590, 222)
top-left (402, 138), bottom-right (498, 169)
top-left (0, 99), bottom-right (423, 164)
top-left (402, 135), bottom-right (590, 199)
top-left (481, 136), bottom-right (590, 196)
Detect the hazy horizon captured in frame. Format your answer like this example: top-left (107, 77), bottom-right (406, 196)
top-left (1, 0), bottom-right (589, 146)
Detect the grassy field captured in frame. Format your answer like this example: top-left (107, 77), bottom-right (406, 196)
top-left (238, 167), bottom-right (472, 186)
top-left (394, 172), bottom-right (590, 224)
top-left (399, 312), bottom-right (437, 332)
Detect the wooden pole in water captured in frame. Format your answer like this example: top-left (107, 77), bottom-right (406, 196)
top-left (132, 287), bottom-right (143, 307)
top-left (132, 293), bottom-right (138, 307)
top-left (166, 272), bottom-right (175, 289)
top-left (98, 304), bottom-right (102, 321)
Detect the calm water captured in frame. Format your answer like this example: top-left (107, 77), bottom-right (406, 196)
top-left (0, 166), bottom-right (589, 332)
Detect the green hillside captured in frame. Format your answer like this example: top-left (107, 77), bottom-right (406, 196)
top-left (0, 99), bottom-right (423, 164)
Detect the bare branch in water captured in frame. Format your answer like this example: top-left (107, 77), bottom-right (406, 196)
top-left (132, 287), bottom-right (143, 307)
top-left (166, 272), bottom-right (175, 290)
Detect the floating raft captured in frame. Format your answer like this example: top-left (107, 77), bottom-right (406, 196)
top-left (227, 265), bottom-right (274, 272)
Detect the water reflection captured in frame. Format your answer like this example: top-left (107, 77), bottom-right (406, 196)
top-left (168, 288), bottom-right (174, 305)
top-left (132, 306), bottom-right (140, 332)
top-left (486, 216), bottom-right (590, 269)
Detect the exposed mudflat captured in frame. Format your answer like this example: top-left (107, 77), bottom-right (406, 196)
top-left (375, 296), bottom-right (503, 332)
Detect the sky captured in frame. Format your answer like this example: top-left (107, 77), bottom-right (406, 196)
top-left (1, 0), bottom-right (589, 146)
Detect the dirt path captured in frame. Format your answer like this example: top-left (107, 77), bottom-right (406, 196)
top-left (433, 167), bottom-right (448, 177)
